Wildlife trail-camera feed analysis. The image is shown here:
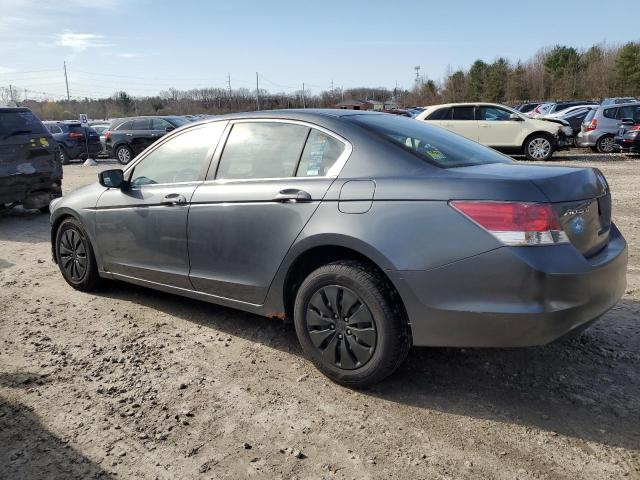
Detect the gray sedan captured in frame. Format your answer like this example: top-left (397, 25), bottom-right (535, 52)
top-left (49, 110), bottom-right (628, 387)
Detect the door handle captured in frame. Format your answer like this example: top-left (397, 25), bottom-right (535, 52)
top-left (160, 193), bottom-right (187, 206)
top-left (479, 124), bottom-right (491, 127)
top-left (126, 133), bottom-right (133, 136)
top-left (273, 189), bottom-right (312, 203)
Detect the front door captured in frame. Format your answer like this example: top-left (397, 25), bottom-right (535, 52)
top-left (477, 105), bottom-right (523, 147)
top-left (188, 120), bottom-right (349, 304)
top-left (95, 122), bottom-right (226, 288)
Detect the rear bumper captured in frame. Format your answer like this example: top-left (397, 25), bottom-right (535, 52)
top-left (0, 175), bottom-right (62, 206)
top-left (389, 225), bottom-right (628, 347)
top-left (575, 130), bottom-right (600, 147)
top-left (66, 142), bottom-right (102, 159)
top-left (614, 136), bottom-right (640, 153)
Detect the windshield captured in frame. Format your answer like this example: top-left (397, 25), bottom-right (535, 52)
top-left (0, 110), bottom-right (47, 138)
top-left (169, 117), bottom-right (190, 127)
top-left (347, 114), bottom-right (512, 168)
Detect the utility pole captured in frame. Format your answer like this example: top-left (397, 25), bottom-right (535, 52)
top-left (255, 72), bottom-right (260, 111)
top-left (227, 72), bottom-right (232, 97)
top-left (302, 82), bottom-right (306, 108)
top-left (414, 65), bottom-right (421, 85)
top-left (64, 61), bottom-right (70, 101)
top-left (9, 84), bottom-right (14, 104)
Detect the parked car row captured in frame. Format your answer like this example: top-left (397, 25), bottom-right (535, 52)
top-left (43, 121), bottom-right (102, 164)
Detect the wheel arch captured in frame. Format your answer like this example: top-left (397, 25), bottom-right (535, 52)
top-left (50, 210), bottom-right (79, 264)
top-left (522, 130), bottom-right (555, 151)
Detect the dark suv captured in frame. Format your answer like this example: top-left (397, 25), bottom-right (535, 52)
top-left (0, 107), bottom-right (61, 213)
top-left (44, 121), bottom-right (102, 164)
top-left (105, 116), bottom-right (190, 164)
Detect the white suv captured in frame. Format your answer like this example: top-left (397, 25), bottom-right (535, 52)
top-left (415, 103), bottom-right (572, 160)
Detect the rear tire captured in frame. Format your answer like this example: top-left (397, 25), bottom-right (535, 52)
top-left (524, 134), bottom-right (554, 161)
top-left (293, 260), bottom-right (410, 388)
top-left (596, 135), bottom-right (615, 154)
top-left (115, 144), bottom-right (134, 165)
top-left (58, 147), bottom-right (70, 165)
top-left (55, 217), bottom-right (101, 291)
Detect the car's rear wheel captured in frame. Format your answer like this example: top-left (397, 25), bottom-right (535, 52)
top-left (293, 260), bottom-right (410, 388)
top-left (596, 135), bottom-right (615, 154)
top-left (58, 146), bottom-right (70, 165)
top-left (524, 134), bottom-right (554, 161)
top-left (115, 144), bottom-right (134, 165)
top-left (55, 218), bottom-right (101, 291)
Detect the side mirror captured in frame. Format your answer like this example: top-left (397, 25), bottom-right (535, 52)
top-left (509, 113), bottom-right (523, 121)
top-left (165, 126), bottom-right (175, 132)
top-left (99, 169), bottom-right (126, 189)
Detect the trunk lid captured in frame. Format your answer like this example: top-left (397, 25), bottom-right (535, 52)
top-left (454, 163), bottom-right (611, 257)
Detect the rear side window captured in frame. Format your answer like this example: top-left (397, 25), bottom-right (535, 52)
top-left (0, 110), bottom-right (47, 137)
top-left (296, 130), bottom-right (345, 177)
top-left (603, 108), bottom-right (617, 119)
top-left (131, 119), bottom-right (150, 130)
top-left (152, 118), bottom-right (172, 130)
top-left (426, 108), bottom-right (449, 120)
top-left (130, 123), bottom-right (226, 186)
top-left (116, 121), bottom-right (133, 131)
top-left (347, 114), bottom-right (511, 168)
top-left (451, 107), bottom-right (475, 120)
top-left (616, 105), bottom-right (640, 120)
top-left (216, 122), bottom-right (309, 180)
top-left (46, 124), bottom-right (62, 134)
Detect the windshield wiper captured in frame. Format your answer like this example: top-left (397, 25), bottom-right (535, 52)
top-left (2, 129), bottom-right (33, 140)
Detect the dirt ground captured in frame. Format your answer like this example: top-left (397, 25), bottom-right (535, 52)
top-left (1, 152), bottom-right (639, 480)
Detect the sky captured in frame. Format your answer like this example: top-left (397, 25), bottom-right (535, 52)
top-left (0, 0), bottom-right (637, 100)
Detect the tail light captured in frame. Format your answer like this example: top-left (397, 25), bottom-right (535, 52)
top-left (450, 201), bottom-right (568, 246)
top-left (104, 131), bottom-right (111, 140)
top-left (69, 132), bottom-right (84, 140)
top-left (628, 125), bottom-right (640, 132)
top-left (586, 118), bottom-right (598, 131)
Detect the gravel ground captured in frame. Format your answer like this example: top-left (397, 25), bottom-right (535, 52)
top-left (1, 151), bottom-right (639, 479)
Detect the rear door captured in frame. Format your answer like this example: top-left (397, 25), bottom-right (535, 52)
top-left (441, 106), bottom-right (479, 142)
top-left (477, 105), bottom-right (522, 147)
top-left (129, 118), bottom-right (153, 154)
top-left (188, 120), bottom-right (350, 304)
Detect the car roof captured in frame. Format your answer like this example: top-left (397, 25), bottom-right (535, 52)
top-left (185, 108), bottom-right (388, 125)
top-left (0, 107), bottom-right (32, 113)
top-left (419, 102), bottom-right (515, 115)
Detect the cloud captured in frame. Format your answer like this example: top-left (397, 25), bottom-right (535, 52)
top-left (117, 53), bottom-right (139, 59)
top-left (55, 30), bottom-right (111, 52)
top-left (0, 66), bottom-right (15, 74)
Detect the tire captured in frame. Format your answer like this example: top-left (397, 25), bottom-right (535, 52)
top-left (115, 144), bottom-right (134, 165)
top-left (58, 147), bottom-right (70, 165)
top-left (524, 134), bottom-right (554, 161)
top-left (596, 135), bottom-right (615, 154)
top-left (54, 217), bottom-right (101, 291)
top-left (293, 260), bottom-right (410, 388)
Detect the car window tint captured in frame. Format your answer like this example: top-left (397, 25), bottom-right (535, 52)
top-left (426, 108), bottom-right (449, 120)
top-left (130, 123), bottom-right (224, 186)
top-left (116, 121), bottom-right (133, 131)
top-left (131, 119), bottom-right (150, 130)
top-left (347, 113), bottom-right (511, 168)
top-left (0, 110), bottom-right (47, 137)
top-left (152, 118), bottom-right (172, 130)
top-left (603, 108), bottom-right (617, 119)
top-left (47, 124), bottom-right (62, 134)
top-left (296, 130), bottom-right (345, 177)
top-left (216, 122), bottom-right (309, 180)
top-left (451, 107), bottom-right (475, 120)
top-left (479, 106), bottom-right (511, 121)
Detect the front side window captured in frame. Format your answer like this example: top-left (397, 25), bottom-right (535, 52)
top-left (479, 106), bottom-right (511, 121)
top-left (296, 130), bottom-right (345, 177)
top-left (130, 123), bottom-right (225, 186)
top-left (347, 113), bottom-right (511, 168)
top-left (451, 107), bottom-right (475, 120)
top-left (216, 122), bottom-right (309, 180)
top-left (152, 118), bottom-right (173, 130)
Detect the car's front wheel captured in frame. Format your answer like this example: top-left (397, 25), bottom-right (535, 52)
top-left (524, 134), bottom-right (554, 161)
top-left (115, 144), bottom-right (134, 165)
top-left (55, 217), bottom-right (101, 291)
top-left (293, 261), bottom-right (410, 388)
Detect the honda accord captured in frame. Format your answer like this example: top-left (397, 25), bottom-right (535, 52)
top-left (49, 110), bottom-right (627, 387)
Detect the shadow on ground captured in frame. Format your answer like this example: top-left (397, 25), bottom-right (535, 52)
top-left (0, 374), bottom-right (113, 479)
top-left (94, 280), bottom-right (640, 451)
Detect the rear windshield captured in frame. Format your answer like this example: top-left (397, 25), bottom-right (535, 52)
top-left (0, 110), bottom-right (47, 137)
top-left (346, 114), bottom-right (511, 168)
top-left (584, 109), bottom-right (596, 123)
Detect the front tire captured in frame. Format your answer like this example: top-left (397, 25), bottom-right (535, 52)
top-left (524, 134), bottom-right (554, 161)
top-left (293, 261), bottom-right (410, 388)
top-left (55, 218), bottom-right (101, 291)
top-left (596, 135), bottom-right (615, 154)
top-left (115, 144), bottom-right (134, 165)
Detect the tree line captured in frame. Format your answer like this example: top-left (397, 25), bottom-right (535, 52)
top-left (6, 41), bottom-right (640, 121)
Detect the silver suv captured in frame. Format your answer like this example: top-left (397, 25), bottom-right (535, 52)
top-left (576, 102), bottom-right (640, 153)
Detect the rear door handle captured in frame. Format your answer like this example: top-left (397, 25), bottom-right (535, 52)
top-left (160, 193), bottom-right (187, 206)
top-left (126, 133), bottom-right (133, 137)
top-left (273, 189), bottom-right (312, 203)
